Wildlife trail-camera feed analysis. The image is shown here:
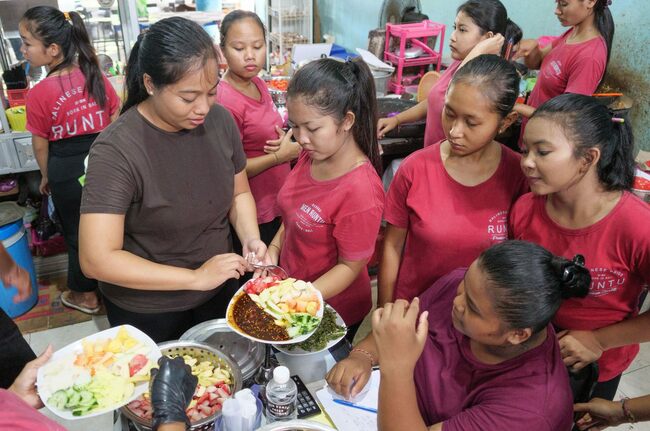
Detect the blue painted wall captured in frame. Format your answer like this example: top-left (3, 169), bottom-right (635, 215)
top-left (316, 0), bottom-right (650, 150)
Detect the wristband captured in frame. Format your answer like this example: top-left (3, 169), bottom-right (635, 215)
top-left (621, 397), bottom-right (636, 423)
top-left (351, 348), bottom-right (377, 366)
top-left (273, 152), bottom-right (280, 164)
top-left (268, 243), bottom-right (281, 251)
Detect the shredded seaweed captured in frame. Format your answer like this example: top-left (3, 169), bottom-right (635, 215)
top-left (288, 308), bottom-right (346, 351)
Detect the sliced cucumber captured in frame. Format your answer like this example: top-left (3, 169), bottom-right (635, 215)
top-left (72, 405), bottom-right (95, 416)
top-left (48, 390), bottom-right (68, 410)
top-left (65, 391), bottom-right (82, 408)
top-left (78, 390), bottom-right (95, 406)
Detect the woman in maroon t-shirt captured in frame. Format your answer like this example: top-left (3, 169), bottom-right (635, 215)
top-left (328, 240), bottom-right (590, 430)
top-left (377, 0), bottom-right (522, 146)
top-left (21, 6), bottom-right (120, 314)
top-left (378, 54), bottom-right (527, 306)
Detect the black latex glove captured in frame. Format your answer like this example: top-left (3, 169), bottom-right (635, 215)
top-left (150, 356), bottom-right (197, 431)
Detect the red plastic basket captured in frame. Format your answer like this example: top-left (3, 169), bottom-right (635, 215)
top-left (29, 228), bottom-right (67, 257)
top-left (6, 89), bottom-right (28, 108)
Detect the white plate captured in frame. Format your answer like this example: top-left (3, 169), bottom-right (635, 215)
top-left (36, 324), bottom-right (161, 420)
top-left (226, 280), bottom-right (324, 345)
top-left (273, 306), bottom-right (347, 355)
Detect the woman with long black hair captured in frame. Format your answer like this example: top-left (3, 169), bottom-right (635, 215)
top-left (514, 0), bottom-right (614, 142)
top-left (21, 6), bottom-right (120, 314)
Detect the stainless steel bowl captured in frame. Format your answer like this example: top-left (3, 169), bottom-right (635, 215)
top-left (120, 340), bottom-right (243, 431)
top-left (180, 319), bottom-right (265, 383)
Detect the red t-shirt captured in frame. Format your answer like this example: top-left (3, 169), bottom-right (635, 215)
top-left (216, 77), bottom-right (290, 223)
top-left (424, 61), bottom-right (461, 148)
top-left (384, 142), bottom-right (528, 301)
top-left (415, 269), bottom-right (573, 430)
top-left (528, 29), bottom-right (607, 109)
top-left (509, 192), bottom-right (650, 381)
top-left (277, 153), bottom-right (384, 325)
top-left (26, 68), bottom-right (120, 141)
top-left (520, 29), bottom-right (607, 147)
top-left (0, 389), bottom-right (67, 430)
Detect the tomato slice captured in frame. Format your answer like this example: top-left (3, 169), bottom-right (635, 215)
top-left (128, 354), bottom-right (148, 377)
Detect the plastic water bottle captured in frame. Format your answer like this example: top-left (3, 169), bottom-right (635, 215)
top-left (265, 366), bottom-right (297, 422)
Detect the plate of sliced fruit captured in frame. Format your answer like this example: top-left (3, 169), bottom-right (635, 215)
top-left (37, 325), bottom-right (161, 419)
top-left (226, 276), bottom-right (324, 344)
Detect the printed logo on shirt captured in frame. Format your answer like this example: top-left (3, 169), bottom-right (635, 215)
top-left (49, 85), bottom-right (106, 139)
top-left (589, 267), bottom-right (626, 297)
top-left (487, 210), bottom-right (508, 241)
top-left (550, 60), bottom-right (562, 76)
top-left (294, 203), bottom-right (325, 233)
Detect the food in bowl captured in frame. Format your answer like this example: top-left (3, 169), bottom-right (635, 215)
top-left (41, 326), bottom-right (156, 417)
top-left (286, 307), bottom-right (346, 352)
top-left (228, 276), bottom-right (323, 342)
top-left (126, 354), bottom-right (233, 423)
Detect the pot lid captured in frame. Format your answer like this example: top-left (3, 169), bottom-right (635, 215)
top-left (181, 319), bottom-right (264, 381)
top-left (0, 202), bottom-right (24, 227)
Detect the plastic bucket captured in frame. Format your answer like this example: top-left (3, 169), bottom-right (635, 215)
top-left (372, 70), bottom-right (392, 97)
top-left (0, 218), bottom-right (38, 317)
top-left (5, 105), bottom-right (27, 132)
top-left (196, 0), bottom-right (222, 11)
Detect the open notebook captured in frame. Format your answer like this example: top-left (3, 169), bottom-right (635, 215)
top-left (316, 370), bottom-right (380, 431)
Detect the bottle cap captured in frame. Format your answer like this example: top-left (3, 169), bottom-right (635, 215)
top-left (273, 366), bottom-right (290, 384)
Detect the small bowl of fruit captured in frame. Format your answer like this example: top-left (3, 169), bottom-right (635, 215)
top-left (120, 340), bottom-right (242, 431)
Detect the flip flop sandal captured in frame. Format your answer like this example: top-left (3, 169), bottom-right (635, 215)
top-left (60, 291), bottom-right (101, 315)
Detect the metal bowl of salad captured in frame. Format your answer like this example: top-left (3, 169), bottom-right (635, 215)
top-left (120, 340), bottom-right (243, 431)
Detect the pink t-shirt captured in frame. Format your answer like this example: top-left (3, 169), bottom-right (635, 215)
top-left (277, 153), bottom-right (384, 325)
top-left (528, 29), bottom-right (607, 109)
top-left (26, 68), bottom-right (120, 141)
top-left (424, 61), bottom-right (461, 148)
top-left (509, 192), bottom-right (650, 381)
top-left (520, 29), bottom-right (607, 147)
top-left (0, 389), bottom-right (67, 430)
top-left (415, 269), bottom-right (573, 430)
top-left (216, 77), bottom-right (290, 223)
top-left (384, 142), bottom-right (528, 301)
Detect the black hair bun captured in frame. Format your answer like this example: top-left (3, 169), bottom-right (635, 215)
top-left (560, 255), bottom-right (591, 299)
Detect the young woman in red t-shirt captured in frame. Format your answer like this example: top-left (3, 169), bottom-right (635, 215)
top-left (267, 58), bottom-right (384, 340)
top-left (378, 54), bottom-right (528, 306)
top-left (216, 10), bottom-right (300, 247)
top-left (511, 93), bottom-right (650, 400)
top-left (20, 6), bottom-right (120, 314)
top-left (514, 0), bottom-right (614, 133)
top-left (377, 0), bottom-right (522, 147)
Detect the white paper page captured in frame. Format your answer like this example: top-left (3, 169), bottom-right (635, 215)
top-left (355, 48), bottom-right (395, 72)
top-left (316, 370), bottom-right (380, 431)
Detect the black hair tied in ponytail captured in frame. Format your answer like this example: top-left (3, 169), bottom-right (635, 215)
top-left (555, 254), bottom-right (591, 299)
top-left (479, 241), bottom-right (590, 334)
top-left (594, 0), bottom-right (615, 75)
top-left (287, 57), bottom-right (381, 174)
top-left (22, 6), bottom-right (106, 108)
top-left (451, 54), bottom-right (520, 119)
top-left (122, 17), bottom-right (217, 113)
top-left (457, 0), bottom-right (523, 57)
top-left (532, 93), bottom-right (635, 191)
